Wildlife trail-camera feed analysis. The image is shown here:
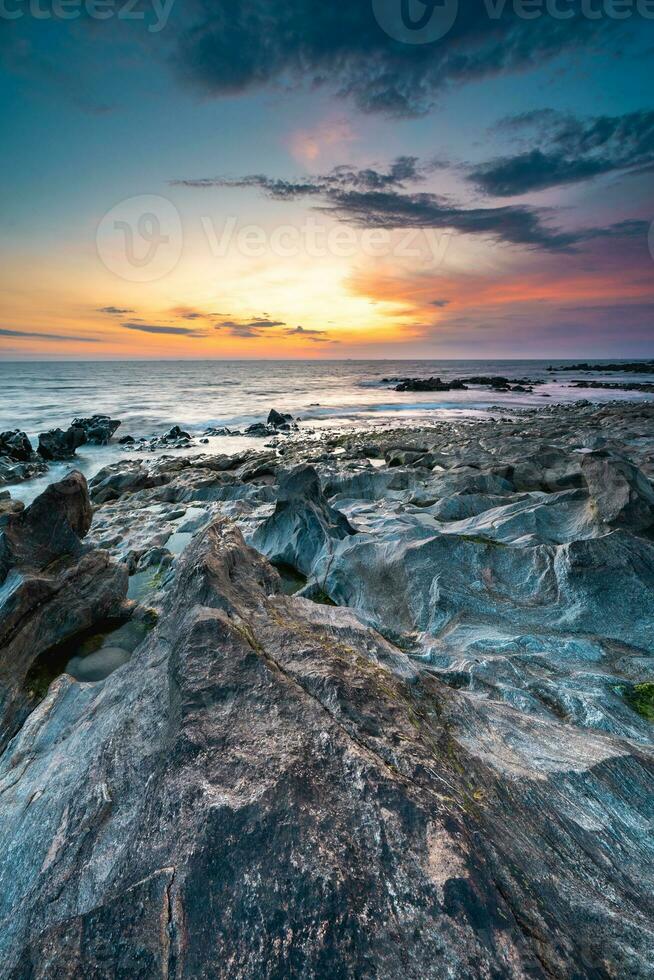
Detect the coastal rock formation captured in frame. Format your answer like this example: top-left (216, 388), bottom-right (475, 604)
top-left (0, 472), bottom-right (128, 751)
top-left (0, 516), bottom-right (652, 977)
top-left (71, 415), bottom-right (122, 444)
top-left (582, 450), bottom-right (654, 531)
top-left (0, 431), bottom-right (48, 486)
top-left (0, 430), bottom-right (34, 462)
top-left (253, 464), bottom-right (356, 574)
top-left (1, 401), bottom-right (653, 977)
top-left (37, 426), bottom-right (87, 461)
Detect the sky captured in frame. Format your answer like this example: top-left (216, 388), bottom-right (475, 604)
top-left (1, 0), bottom-right (653, 360)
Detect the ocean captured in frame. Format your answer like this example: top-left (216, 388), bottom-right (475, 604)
top-left (2, 359), bottom-right (652, 503)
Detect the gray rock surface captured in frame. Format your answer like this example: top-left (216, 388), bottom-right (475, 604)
top-left (0, 519), bottom-right (652, 977)
top-left (253, 464), bottom-right (356, 574)
top-left (1, 402), bottom-right (654, 977)
top-left (0, 472), bottom-right (128, 751)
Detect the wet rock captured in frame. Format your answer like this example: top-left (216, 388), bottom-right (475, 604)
top-left (71, 415), bottom-right (121, 444)
top-left (0, 491), bottom-right (24, 519)
top-left (267, 408), bottom-right (294, 428)
top-left (37, 426), bottom-right (86, 461)
top-left (162, 425), bottom-right (191, 442)
top-left (0, 521), bottom-right (652, 977)
top-left (253, 464), bottom-right (356, 575)
top-left (0, 471), bottom-right (127, 750)
top-left (245, 422), bottom-right (270, 437)
top-left (0, 430), bottom-right (34, 462)
top-left (89, 461), bottom-right (171, 504)
top-left (0, 431), bottom-right (49, 486)
top-left (582, 450), bottom-right (654, 531)
top-left (510, 446), bottom-right (583, 493)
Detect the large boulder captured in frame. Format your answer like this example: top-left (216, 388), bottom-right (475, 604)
top-left (0, 430), bottom-right (34, 462)
top-left (71, 415), bottom-right (121, 444)
top-left (37, 426), bottom-right (87, 460)
top-left (253, 464), bottom-right (356, 575)
top-left (582, 450), bottom-right (654, 531)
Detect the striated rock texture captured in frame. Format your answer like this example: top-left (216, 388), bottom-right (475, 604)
top-left (1, 401), bottom-right (654, 978)
top-left (0, 472), bottom-right (128, 751)
top-left (1, 519), bottom-right (653, 977)
top-left (253, 464), bottom-right (356, 574)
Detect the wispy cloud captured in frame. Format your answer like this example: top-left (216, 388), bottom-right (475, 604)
top-left (122, 322), bottom-right (206, 337)
top-left (0, 328), bottom-right (101, 343)
top-left (97, 306), bottom-right (135, 315)
top-left (176, 155), bottom-right (652, 253)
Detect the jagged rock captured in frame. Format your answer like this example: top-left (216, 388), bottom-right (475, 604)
top-left (0, 521), bottom-right (652, 977)
top-left (0, 457), bottom-right (48, 488)
top-left (0, 491), bottom-right (23, 519)
top-left (253, 464), bottom-right (356, 574)
top-left (0, 431), bottom-right (49, 487)
top-left (0, 430), bottom-right (34, 462)
top-left (162, 425), bottom-right (191, 442)
top-left (245, 422), bottom-right (269, 437)
top-left (71, 415), bottom-right (121, 444)
top-left (37, 426), bottom-right (86, 460)
top-left (582, 450), bottom-right (654, 531)
top-left (0, 471), bottom-right (128, 751)
top-left (510, 446), bottom-right (583, 492)
top-left (89, 461), bottom-right (171, 504)
top-left (267, 408), bottom-right (293, 428)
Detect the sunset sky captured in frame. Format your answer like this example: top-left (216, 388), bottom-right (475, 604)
top-left (1, 0), bottom-right (653, 359)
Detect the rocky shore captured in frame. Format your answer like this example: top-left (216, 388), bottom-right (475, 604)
top-left (0, 400), bottom-right (653, 977)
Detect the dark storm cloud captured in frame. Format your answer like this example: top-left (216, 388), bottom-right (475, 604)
top-left (469, 109), bottom-right (654, 196)
top-left (122, 322), bottom-right (206, 337)
top-left (0, 328), bottom-right (101, 343)
top-left (172, 0), bottom-right (612, 117)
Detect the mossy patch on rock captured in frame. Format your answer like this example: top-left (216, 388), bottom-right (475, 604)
top-left (625, 682), bottom-right (654, 722)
